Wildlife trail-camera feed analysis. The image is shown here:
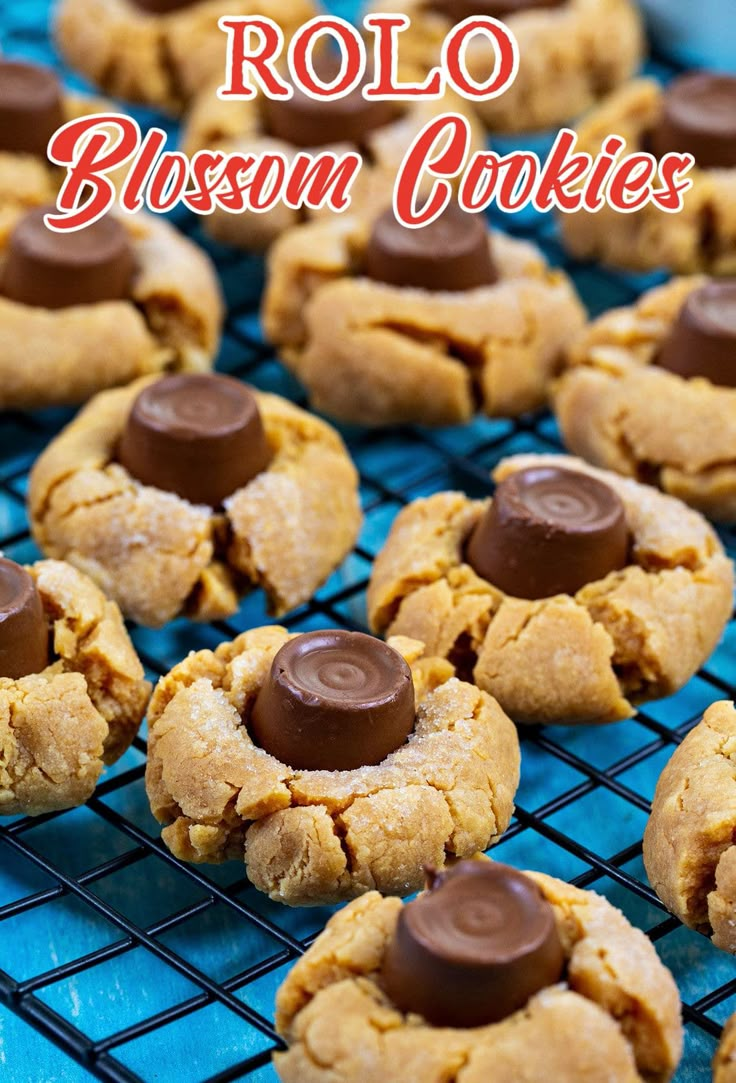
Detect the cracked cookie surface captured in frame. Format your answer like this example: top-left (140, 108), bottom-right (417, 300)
top-left (274, 867), bottom-right (682, 1082)
top-left (643, 700), bottom-right (736, 955)
top-left (364, 0), bottom-right (644, 133)
top-left (555, 276), bottom-right (736, 522)
top-left (367, 453), bottom-right (733, 725)
top-left (0, 208), bottom-right (223, 410)
top-left (0, 560), bottom-right (151, 816)
top-left (55, 0), bottom-right (317, 115)
top-left (559, 80), bottom-right (736, 274)
top-left (715, 1014), bottom-right (736, 1082)
top-left (144, 627), bottom-right (520, 905)
top-left (28, 376), bottom-right (362, 628)
top-left (262, 216), bottom-right (586, 426)
top-left (181, 86), bottom-right (484, 251)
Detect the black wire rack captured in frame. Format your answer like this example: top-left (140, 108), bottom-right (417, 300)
top-left (1, 3), bottom-right (735, 1081)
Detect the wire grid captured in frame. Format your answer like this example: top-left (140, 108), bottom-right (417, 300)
top-left (1, 2), bottom-right (736, 1080)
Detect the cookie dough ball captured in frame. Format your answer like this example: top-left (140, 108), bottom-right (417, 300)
top-left (367, 453), bottom-right (733, 725)
top-left (555, 276), bottom-right (736, 522)
top-left (274, 862), bottom-right (683, 1082)
top-left (715, 1014), bottom-right (736, 1083)
top-left (55, 0), bottom-right (319, 115)
top-left (144, 628), bottom-right (520, 905)
top-left (0, 558), bottom-right (151, 817)
top-left (29, 374), bottom-right (362, 627)
top-left (181, 72), bottom-right (485, 251)
top-left (643, 701), bottom-right (736, 955)
top-left (363, 0), bottom-right (644, 133)
top-left (262, 208), bottom-right (585, 426)
top-left (0, 205), bottom-right (223, 410)
top-left (560, 76), bottom-right (736, 274)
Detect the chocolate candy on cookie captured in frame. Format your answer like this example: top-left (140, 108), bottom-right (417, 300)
top-left (0, 558), bottom-right (50, 679)
top-left (657, 280), bottom-right (736, 388)
top-left (250, 630), bottom-right (415, 770)
top-left (649, 73), bottom-right (736, 171)
top-left (382, 860), bottom-right (564, 1027)
top-left (2, 207), bottom-right (135, 310)
top-left (365, 205), bottom-right (498, 292)
top-left (466, 465), bottom-right (629, 598)
top-left (429, 0), bottom-right (564, 17)
top-left (130, 0), bottom-right (199, 12)
top-left (118, 373), bottom-right (272, 507)
top-left (0, 59), bottom-right (64, 158)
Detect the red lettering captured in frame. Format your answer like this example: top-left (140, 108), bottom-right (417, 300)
top-left (652, 153), bottom-right (695, 212)
top-left (290, 17), bottom-right (364, 97)
top-left (443, 17), bottom-right (518, 100)
top-left (581, 135), bottom-right (624, 212)
top-left (394, 113), bottom-right (470, 226)
top-left (533, 129), bottom-right (589, 212)
top-left (285, 152), bottom-right (361, 211)
top-left (607, 154), bottom-right (657, 212)
top-left (46, 115), bottom-right (139, 230)
top-left (364, 15), bottom-right (442, 98)
top-left (218, 16), bottom-right (290, 100)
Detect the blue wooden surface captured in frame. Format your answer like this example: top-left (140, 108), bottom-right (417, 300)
top-left (1, 2), bottom-right (735, 1081)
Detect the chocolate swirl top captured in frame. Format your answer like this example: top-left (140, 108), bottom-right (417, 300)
top-left (249, 630), bottom-right (416, 771)
top-left (649, 73), bottom-right (736, 171)
top-left (0, 558), bottom-right (50, 680)
top-left (658, 281), bottom-right (736, 388)
top-left (466, 466), bottom-right (629, 598)
top-left (382, 860), bottom-right (565, 1027)
top-left (364, 205), bottom-right (498, 293)
top-left (118, 374), bottom-right (272, 507)
top-left (0, 59), bottom-right (64, 158)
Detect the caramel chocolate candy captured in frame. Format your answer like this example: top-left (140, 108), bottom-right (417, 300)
top-left (0, 59), bottom-right (64, 159)
top-left (0, 559), bottom-right (50, 680)
top-left (118, 374), bottom-right (272, 507)
top-left (250, 630), bottom-right (415, 771)
top-left (262, 58), bottom-right (397, 149)
top-left (364, 205), bottom-right (498, 292)
top-left (130, 0), bottom-right (199, 12)
top-left (382, 861), bottom-right (565, 1028)
top-left (1, 208), bottom-right (135, 310)
top-left (658, 281), bottom-right (736, 388)
top-left (466, 466), bottom-right (629, 598)
top-left (649, 73), bottom-right (736, 171)
top-left (430, 0), bottom-right (564, 18)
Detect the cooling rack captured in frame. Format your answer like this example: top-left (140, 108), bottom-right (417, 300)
top-left (1, 2), bottom-right (735, 1080)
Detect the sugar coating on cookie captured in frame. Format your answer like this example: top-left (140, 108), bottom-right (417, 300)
top-left (29, 377), bottom-right (362, 627)
top-left (556, 276), bottom-right (736, 522)
top-left (262, 213), bottom-right (585, 426)
top-left (273, 867), bottom-right (683, 1082)
top-left (644, 700), bottom-right (736, 955)
top-left (144, 627), bottom-right (520, 905)
top-left (560, 78), bottom-right (736, 274)
top-left (55, 0), bottom-right (319, 115)
top-left (363, 0), bottom-right (644, 133)
top-left (0, 559), bottom-right (151, 817)
top-left (367, 453), bottom-right (733, 725)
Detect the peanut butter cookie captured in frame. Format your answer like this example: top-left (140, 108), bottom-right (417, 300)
top-left (274, 861), bottom-right (683, 1082)
top-left (181, 77), bottom-right (484, 251)
top-left (363, 0), bottom-right (644, 133)
top-left (145, 627), bottom-right (520, 905)
top-left (262, 209), bottom-right (585, 426)
top-left (643, 701), bottom-right (736, 955)
top-left (715, 1014), bottom-right (736, 1083)
top-left (0, 558), bottom-right (150, 817)
top-left (55, 0), bottom-right (318, 115)
top-left (368, 453), bottom-right (733, 725)
top-left (555, 276), bottom-right (736, 522)
top-left (29, 374), bottom-right (362, 628)
top-left (0, 204), bottom-right (223, 410)
top-left (560, 77), bottom-right (736, 274)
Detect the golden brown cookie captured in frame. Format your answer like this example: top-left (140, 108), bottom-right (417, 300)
top-left (144, 627), bottom-right (520, 905)
top-left (367, 453), bottom-right (733, 726)
top-left (559, 79), bottom-right (736, 274)
top-left (643, 701), bottom-right (736, 955)
top-left (555, 276), bottom-right (736, 522)
top-left (274, 866), bottom-right (683, 1082)
top-left (0, 559), bottom-right (151, 816)
top-left (262, 215), bottom-right (585, 426)
top-left (181, 84), bottom-right (485, 251)
top-left (55, 0), bottom-right (318, 115)
top-left (715, 1014), bottom-right (736, 1083)
top-left (28, 376), bottom-right (362, 627)
top-left (363, 0), bottom-right (644, 134)
top-left (0, 207), bottom-right (223, 410)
